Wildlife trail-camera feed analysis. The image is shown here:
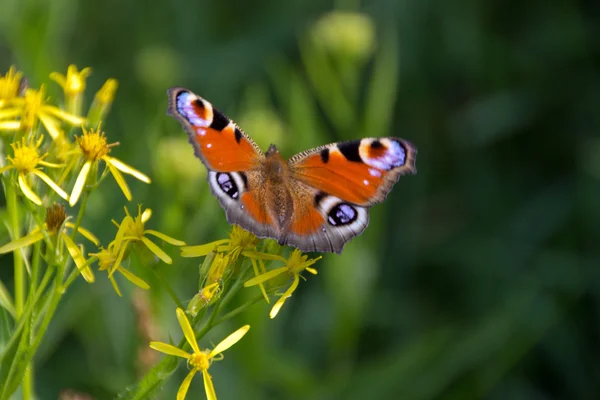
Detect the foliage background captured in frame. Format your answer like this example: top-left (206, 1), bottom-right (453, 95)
top-left (0, 0), bottom-right (596, 398)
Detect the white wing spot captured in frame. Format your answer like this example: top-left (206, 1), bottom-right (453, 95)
top-left (363, 179), bottom-right (369, 185)
top-left (369, 168), bottom-right (382, 177)
top-left (206, 143), bottom-right (212, 148)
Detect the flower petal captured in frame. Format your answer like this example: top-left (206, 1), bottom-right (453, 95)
top-left (176, 308), bottom-right (201, 354)
top-left (208, 325), bottom-right (250, 358)
top-left (33, 170), bottom-right (69, 201)
top-left (144, 229), bottom-right (186, 246)
top-left (0, 165), bottom-right (15, 174)
top-left (251, 258), bottom-right (270, 304)
top-left (37, 113), bottom-right (63, 140)
top-left (18, 174), bottom-right (42, 205)
top-left (0, 108), bottom-right (22, 119)
top-left (44, 106), bottom-right (85, 126)
top-left (63, 235), bottom-right (95, 283)
top-left (243, 267), bottom-right (287, 287)
top-left (241, 250), bottom-right (286, 262)
top-left (202, 369), bottom-right (217, 400)
top-left (106, 161), bottom-right (132, 200)
top-left (65, 222), bottom-right (100, 245)
top-left (149, 341), bottom-right (191, 359)
top-left (178, 368), bottom-right (198, 400)
top-left (181, 240), bottom-right (229, 258)
top-left (141, 208), bottom-right (152, 223)
top-left (117, 266), bottom-right (150, 289)
top-left (104, 156), bottom-right (151, 183)
top-left (269, 275), bottom-right (299, 319)
top-left (109, 276), bottom-right (122, 297)
top-left (38, 160), bottom-right (65, 169)
top-left (0, 121), bottom-right (21, 130)
top-left (0, 230), bottom-right (44, 254)
top-left (141, 236), bottom-right (172, 264)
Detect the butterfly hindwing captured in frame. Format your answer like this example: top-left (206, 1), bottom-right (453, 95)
top-left (167, 88), bottom-right (264, 172)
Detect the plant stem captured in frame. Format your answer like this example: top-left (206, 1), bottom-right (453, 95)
top-left (151, 267), bottom-right (184, 309)
top-left (5, 183), bottom-right (24, 317)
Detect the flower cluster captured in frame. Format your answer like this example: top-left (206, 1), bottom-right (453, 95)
top-left (0, 65), bottom-right (325, 400)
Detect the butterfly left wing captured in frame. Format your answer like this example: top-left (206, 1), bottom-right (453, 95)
top-left (167, 87), bottom-right (264, 172)
top-left (167, 88), bottom-right (276, 238)
top-left (282, 138), bottom-right (417, 253)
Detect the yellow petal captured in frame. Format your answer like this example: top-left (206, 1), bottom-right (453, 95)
top-left (243, 267), bottom-right (287, 287)
top-left (0, 230), bottom-right (44, 254)
top-left (18, 174), bottom-right (42, 205)
top-left (149, 341), bottom-right (191, 359)
top-left (0, 108), bottom-right (22, 119)
top-left (178, 368), bottom-right (198, 400)
top-left (109, 240), bottom-right (128, 277)
top-left (44, 106), bottom-right (85, 126)
top-left (49, 72), bottom-right (67, 88)
top-left (117, 266), bottom-right (150, 289)
top-left (202, 369), bottom-right (217, 400)
top-left (181, 240), bottom-right (229, 258)
top-left (37, 113), bottom-right (63, 140)
top-left (32, 170), bottom-right (69, 201)
top-left (208, 325), bottom-right (250, 358)
top-left (70, 160), bottom-right (92, 206)
top-left (0, 121), bottom-right (21, 130)
top-left (144, 229), bottom-right (185, 246)
top-left (141, 236), bottom-right (172, 264)
top-left (141, 208), bottom-right (152, 223)
top-left (65, 222), bottom-right (100, 246)
top-left (109, 276), bottom-right (122, 297)
top-left (104, 156), bottom-right (151, 183)
top-left (63, 235), bottom-right (95, 283)
top-left (269, 275), bottom-right (299, 319)
top-left (106, 161), bottom-right (132, 200)
top-left (38, 160), bottom-right (65, 169)
top-left (0, 165), bottom-right (15, 174)
top-left (251, 258), bottom-right (270, 304)
top-left (241, 250), bottom-right (286, 262)
top-left (176, 308), bottom-right (201, 354)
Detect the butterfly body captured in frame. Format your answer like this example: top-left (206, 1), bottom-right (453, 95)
top-left (167, 87), bottom-right (417, 253)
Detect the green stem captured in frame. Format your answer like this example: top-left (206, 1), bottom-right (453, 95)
top-left (70, 190), bottom-right (89, 240)
top-left (5, 183), bottom-right (24, 317)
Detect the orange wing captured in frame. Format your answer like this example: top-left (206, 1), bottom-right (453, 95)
top-left (167, 88), bottom-right (263, 172)
top-left (290, 138), bottom-right (417, 206)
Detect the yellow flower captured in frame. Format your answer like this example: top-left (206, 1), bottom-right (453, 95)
top-left (150, 308), bottom-right (250, 400)
top-left (50, 65), bottom-right (92, 117)
top-left (70, 127), bottom-right (151, 205)
top-left (0, 204), bottom-right (97, 282)
top-left (110, 205), bottom-right (185, 268)
top-left (89, 240), bottom-right (150, 297)
top-left (244, 249), bottom-right (321, 318)
top-left (181, 225), bottom-right (279, 303)
top-left (0, 136), bottom-right (69, 205)
top-left (50, 65), bottom-right (91, 97)
top-left (0, 66), bottom-right (23, 108)
top-left (0, 86), bottom-right (85, 138)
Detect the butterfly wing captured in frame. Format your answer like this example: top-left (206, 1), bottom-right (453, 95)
top-left (167, 88), bottom-right (264, 172)
top-left (167, 88), bottom-right (275, 238)
top-left (283, 138), bottom-right (417, 253)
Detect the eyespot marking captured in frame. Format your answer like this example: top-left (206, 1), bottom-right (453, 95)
top-left (327, 203), bottom-right (358, 226)
top-left (216, 172), bottom-right (239, 199)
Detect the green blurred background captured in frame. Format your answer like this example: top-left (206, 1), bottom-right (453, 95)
top-left (1, 0), bottom-right (597, 398)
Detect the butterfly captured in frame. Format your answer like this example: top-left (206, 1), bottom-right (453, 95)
top-left (167, 87), bottom-right (417, 254)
